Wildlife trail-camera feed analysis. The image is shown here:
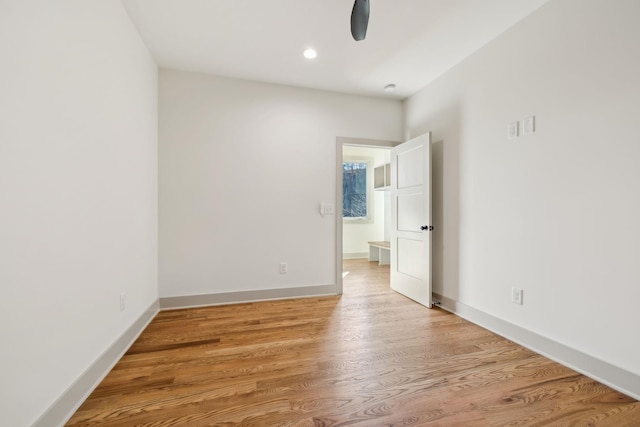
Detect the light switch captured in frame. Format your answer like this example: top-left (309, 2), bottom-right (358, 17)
top-left (508, 121), bottom-right (519, 140)
top-left (320, 203), bottom-right (335, 216)
top-left (523, 116), bottom-right (535, 135)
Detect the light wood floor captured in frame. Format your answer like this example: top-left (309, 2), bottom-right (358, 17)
top-left (67, 259), bottom-right (639, 426)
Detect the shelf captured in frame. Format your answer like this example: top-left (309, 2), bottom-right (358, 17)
top-left (368, 241), bottom-right (390, 265)
top-left (374, 163), bottom-right (391, 190)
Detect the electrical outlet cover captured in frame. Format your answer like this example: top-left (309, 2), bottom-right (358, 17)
top-left (279, 262), bottom-right (288, 274)
top-left (512, 288), bottom-right (523, 305)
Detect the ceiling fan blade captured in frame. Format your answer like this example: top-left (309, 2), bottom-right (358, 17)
top-left (350, 0), bottom-right (369, 41)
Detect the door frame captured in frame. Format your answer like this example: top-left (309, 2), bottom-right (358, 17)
top-left (335, 136), bottom-right (400, 294)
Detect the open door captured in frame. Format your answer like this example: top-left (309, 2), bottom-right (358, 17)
top-left (390, 133), bottom-right (432, 307)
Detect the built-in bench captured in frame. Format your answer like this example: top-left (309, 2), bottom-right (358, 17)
top-left (368, 241), bottom-right (390, 265)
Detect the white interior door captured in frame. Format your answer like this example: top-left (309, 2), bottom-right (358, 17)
top-left (390, 133), bottom-right (432, 307)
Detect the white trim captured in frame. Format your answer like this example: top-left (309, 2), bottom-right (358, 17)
top-left (433, 293), bottom-right (640, 400)
top-left (160, 284), bottom-right (337, 310)
top-left (342, 252), bottom-right (369, 259)
top-left (33, 300), bottom-right (160, 427)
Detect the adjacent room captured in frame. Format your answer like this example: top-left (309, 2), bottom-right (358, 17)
top-left (2, 0), bottom-right (640, 426)
top-left (342, 144), bottom-right (392, 269)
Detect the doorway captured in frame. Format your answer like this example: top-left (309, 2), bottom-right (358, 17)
top-left (335, 137), bottom-right (398, 294)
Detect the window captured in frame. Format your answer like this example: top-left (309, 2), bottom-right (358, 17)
top-left (343, 159), bottom-right (373, 222)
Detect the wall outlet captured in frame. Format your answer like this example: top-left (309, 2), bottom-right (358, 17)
top-left (279, 262), bottom-right (288, 274)
top-left (119, 293), bottom-right (126, 311)
top-left (511, 288), bottom-right (523, 305)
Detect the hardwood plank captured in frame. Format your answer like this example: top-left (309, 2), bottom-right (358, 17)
top-left (66, 259), bottom-right (639, 426)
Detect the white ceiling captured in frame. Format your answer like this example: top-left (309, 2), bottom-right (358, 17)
top-left (121, 0), bottom-right (549, 99)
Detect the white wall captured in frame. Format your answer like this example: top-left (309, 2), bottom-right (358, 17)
top-left (342, 145), bottom-right (389, 257)
top-left (159, 69), bottom-right (402, 298)
top-left (0, 1), bottom-right (158, 426)
top-left (405, 0), bottom-right (640, 379)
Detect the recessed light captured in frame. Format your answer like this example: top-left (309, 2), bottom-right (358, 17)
top-left (303, 48), bottom-right (317, 59)
top-left (384, 83), bottom-right (396, 92)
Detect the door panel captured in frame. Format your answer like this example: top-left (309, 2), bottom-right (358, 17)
top-left (397, 238), bottom-right (426, 280)
top-left (397, 146), bottom-right (423, 189)
top-left (390, 133), bottom-right (431, 308)
top-left (397, 193), bottom-right (423, 232)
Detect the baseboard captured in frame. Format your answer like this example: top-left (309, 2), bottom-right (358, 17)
top-left (33, 299), bottom-right (160, 427)
top-left (433, 293), bottom-right (640, 401)
top-left (343, 252), bottom-right (369, 259)
top-left (160, 284), bottom-right (337, 310)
